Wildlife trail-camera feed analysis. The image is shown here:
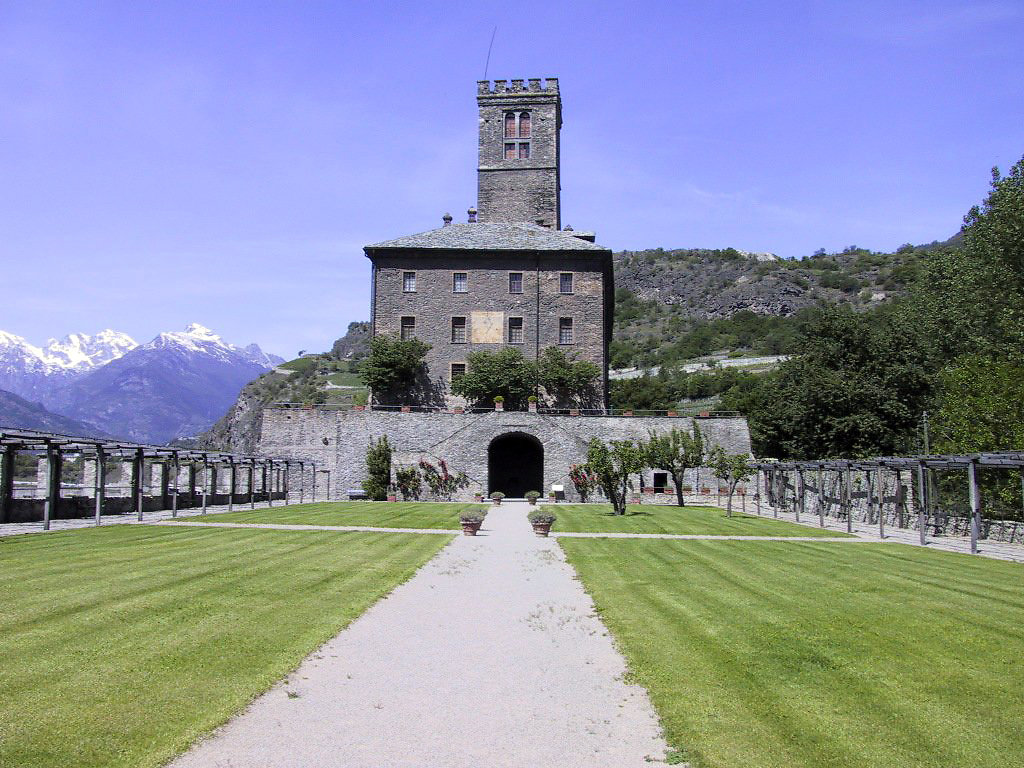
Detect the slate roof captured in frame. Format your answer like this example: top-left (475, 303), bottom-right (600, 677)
top-left (364, 222), bottom-right (609, 252)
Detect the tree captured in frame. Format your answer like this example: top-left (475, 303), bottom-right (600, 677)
top-left (359, 335), bottom-right (431, 403)
top-left (568, 463), bottom-right (598, 502)
top-left (644, 424), bottom-right (704, 506)
top-left (934, 356), bottom-right (1024, 453)
top-left (364, 436), bottom-right (392, 501)
top-left (537, 348), bottom-right (600, 407)
top-left (585, 438), bottom-right (646, 515)
top-left (394, 466), bottom-right (422, 501)
top-left (451, 348), bottom-right (537, 409)
top-left (708, 447), bottom-right (753, 517)
top-left (418, 458), bottom-right (469, 501)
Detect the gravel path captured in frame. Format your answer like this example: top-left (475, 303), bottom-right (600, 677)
top-left (153, 520), bottom-right (459, 535)
top-left (169, 501), bottom-right (669, 767)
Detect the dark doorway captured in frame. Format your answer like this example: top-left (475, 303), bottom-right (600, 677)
top-left (488, 432), bottom-right (543, 498)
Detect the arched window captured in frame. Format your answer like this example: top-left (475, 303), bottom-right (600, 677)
top-left (504, 112), bottom-right (516, 138)
top-left (518, 112), bottom-right (530, 138)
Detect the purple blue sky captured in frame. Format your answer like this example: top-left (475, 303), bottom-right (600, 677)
top-left (2, 1), bottom-right (1022, 357)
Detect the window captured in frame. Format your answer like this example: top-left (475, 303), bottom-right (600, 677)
top-left (558, 317), bottom-right (574, 344)
top-left (559, 272), bottom-right (573, 293)
top-left (508, 272), bottom-right (523, 294)
top-left (400, 316), bottom-right (415, 340)
top-left (451, 316), bottom-right (467, 343)
top-left (402, 271), bottom-right (416, 293)
top-left (453, 272), bottom-right (468, 293)
top-left (451, 363), bottom-right (466, 381)
top-left (508, 317), bottom-right (524, 344)
top-left (653, 472), bottom-right (669, 492)
top-left (502, 111), bottom-right (530, 160)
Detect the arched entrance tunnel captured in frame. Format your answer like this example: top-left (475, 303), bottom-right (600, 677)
top-left (488, 432), bottom-right (544, 499)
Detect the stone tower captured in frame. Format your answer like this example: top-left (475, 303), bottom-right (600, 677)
top-left (476, 78), bottom-right (561, 229)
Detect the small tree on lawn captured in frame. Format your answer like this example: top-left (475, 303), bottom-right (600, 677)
top-left (644, 423), bottom-right (704, 507)
top-left (418, 458), bottom-right (470, 501)
top-left (568, 463), bottom-right (598, 502)
top-left (394, 466), bottom-right (422, 501)
top-left (708, 447), bottom-right (753, 517)
top-left (585, 438), bottom-right (646, 516)
top-left (364, 436), bottom-right (392, 501)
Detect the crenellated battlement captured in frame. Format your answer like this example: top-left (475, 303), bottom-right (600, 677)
top-left (477, 77), bottom-right (559, 96)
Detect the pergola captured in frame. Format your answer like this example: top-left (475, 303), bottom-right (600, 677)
top-left (0, 428), bottom-right (323, 529)
top-left (750, 452), bottom-right (1024, 554)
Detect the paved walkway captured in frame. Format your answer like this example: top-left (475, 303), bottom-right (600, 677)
top-left (169, 501), bottom-right (669, 768)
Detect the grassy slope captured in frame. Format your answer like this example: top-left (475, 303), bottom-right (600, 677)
top-left (183, 501), bottom-right (483, 529)
top-left (0, 526), bottom-right (450, 768)
top-left (560, 538), bottom-right (1024, 768)
top-left (552, 503), bottom-right (851, 536)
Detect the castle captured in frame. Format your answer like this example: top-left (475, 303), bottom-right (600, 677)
top-left (262, 79), bottom-right (750, 501)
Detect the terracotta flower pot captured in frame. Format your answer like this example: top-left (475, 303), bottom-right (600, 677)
top-left (667, 410), bottom-right (679, 417)
top-left (400, 405), bottom-right (411, 413)
top-left (531, 521), bottom-right (553, 537)
top-left (387, 495), bottom-right (397, 502)
top-left (461, 521), bottom-right (482, 536)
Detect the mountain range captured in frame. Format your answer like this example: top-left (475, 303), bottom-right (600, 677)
top-left (0, 324), bottom-right (283, 443)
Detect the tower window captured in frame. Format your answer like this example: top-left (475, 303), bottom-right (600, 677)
top-left (508, 317), bottom-right (524, 344)
top-left (508, 272), bottom-right (523, 294)
top-left (502, 111), bottom-right (531, 159)
top-left (400, 316), bottom-right (416, 340)
top-left (453, 272), bottom-right (468, 293)
top-left (559, 272), bottom-right (574, 293)
top-left (451, 363), bottom-right (466, 381)
top-left (451, 316), bottom-right (467, 343)
top-left (402, 271), bottom-right (416, 293)
top-left (558, 317), bottom-right (574, 344)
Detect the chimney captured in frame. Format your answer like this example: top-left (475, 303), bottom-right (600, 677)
top-left (442, 212), bottom-right (453, 227)
top-left (467, 207), bottom-right (478, 223)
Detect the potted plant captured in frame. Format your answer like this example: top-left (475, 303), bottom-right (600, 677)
top-left (623, 409), bottom-right (634, 417)
top-left (528, 395), bottom-right (538, 412)
top-left (525, 490), bottom-right (540, 505)
top-left (400, 405), bottom-right (412, 413)
top-left (667, 409), bottom-right (679, 417)
top-left (569, 408), bottom-right (580, 416)
top-left (528, 510), bottom-right (556, 537)
top-left (548, 491), bottom-right (557, 503)
top-left (491, 491), bottom-right (505, 506)
top-left (494, 395), bottom-right (504, 412)
top-left (460, 508), bottom-right (487, 536)
top-left (474, 492), bottom-right (483, 502)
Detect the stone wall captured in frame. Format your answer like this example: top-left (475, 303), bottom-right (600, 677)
top-left (260, 407), bottom-right (752, 502)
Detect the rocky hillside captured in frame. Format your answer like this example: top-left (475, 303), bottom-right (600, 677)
top-left (0, 388), bottom-right (105, 436)
top-left (197, 322), bottom-right (371, 453)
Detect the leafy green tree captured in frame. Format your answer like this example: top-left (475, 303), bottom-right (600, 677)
top-left (644, 424), bottom-right (704, 506)
top-left (708, 447), bottom-right (753, 517)
top-left (537, 348), bottom-right (600, 407)
top-left (934, 356), bottom-right (1024, 453)
top-left (585, 438), bottom-right (646, 515)
top-left (359, 335), bottom-right (430, 404)
top-left (364, 436), bottom-right (392, 501)
top-left (451, 348), bottom-right (537, 409)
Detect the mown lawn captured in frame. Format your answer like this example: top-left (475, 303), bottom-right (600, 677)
top-left (560, 538), bottom-right (1024, 768)
top-left (183, 500), bottom-right (483, 529)
top-left (0, 525), bottom-right (450, 768)
top-left (551, 503), bottom-right (851, 536)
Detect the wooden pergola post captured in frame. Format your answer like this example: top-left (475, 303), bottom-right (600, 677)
top-left (299, 462), bottom-right (305, 504)
top-left (201, 457), bottom-right (210, 514)
top-left (916, 459), bottom-right (928, 545)
top-left (843, 464), bottom-right (853, 533)
top-left (795, 469), bottom-right (803, 523)
top-left (968, 458), bottom-right (981, 555)
top-left (876, 464), bottom-right (885, 540)
top-left (43, 443), bottom-right (62, 531)
top-left (817, 464), bottom-right (825, 527)
top-left (0, 447), bottom-right (15, 525)
top-left (94, 447), bottom-right (106, 525)
top-left (249, 460), bottom-right (256, 510)
top-left (171, 453), bottom-right (180, 518)
top-left (228, 460), bottom-right (236, 512)
top-left (134, 448), bottom-right (145, 521)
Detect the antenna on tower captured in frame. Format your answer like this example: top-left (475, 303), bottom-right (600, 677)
top-left (483, 26), bottom-right (497, 79)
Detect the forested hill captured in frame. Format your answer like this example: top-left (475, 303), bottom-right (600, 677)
top-left (610, 239), bottom-right (955, 369)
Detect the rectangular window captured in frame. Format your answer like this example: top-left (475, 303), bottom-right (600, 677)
top-left (451, 363), bottom-right (466, 381)
top-left (402, 271), bottom-right (416, 292)
top-left (558, 317), bottom-right (574, 344)
top-left (518, 142), bottom-right (530, 159)
top-left (508, 317), bottom-right (524, 344)
top-left (559, 272), bottom-right (573, 293)
top-left (453, 272), bottom-right (468, 293)
top-left (653, 472), bottom-right (669, 492)
top-left (508, 272), bottom-right (523, 294)
top-left (400, 316), bottom-right (415, 340)
top-left (504, 142), bottom-right (516, 160)
top-left (451, 316), bottom-right (467, 343)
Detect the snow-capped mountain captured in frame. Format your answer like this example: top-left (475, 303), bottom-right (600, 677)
top-left (44, 330), bottom-right (138, 371)
top-left (0, 324), bottom-right (283, 443)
